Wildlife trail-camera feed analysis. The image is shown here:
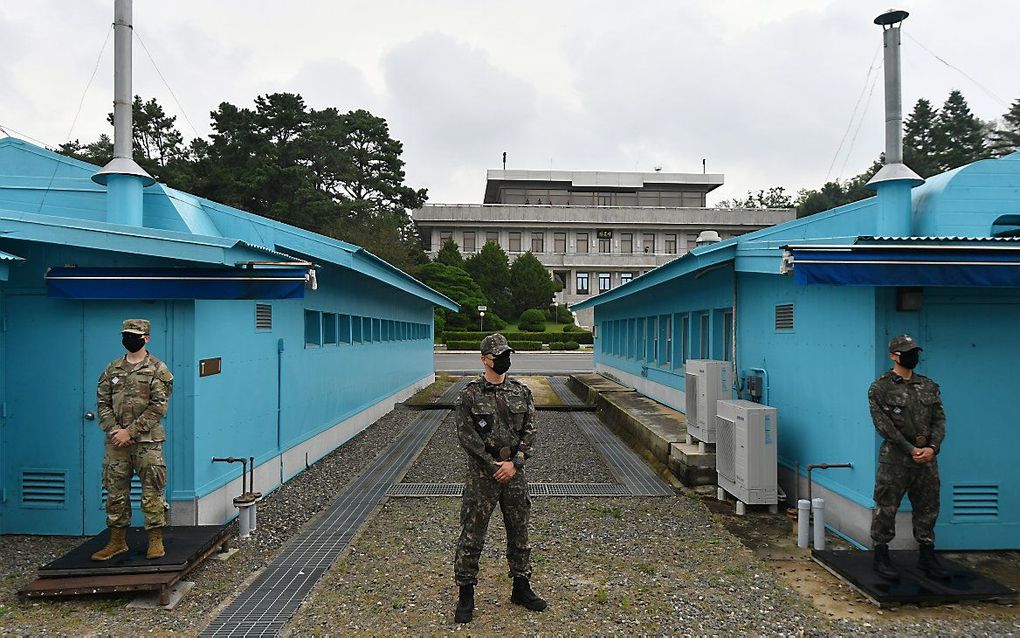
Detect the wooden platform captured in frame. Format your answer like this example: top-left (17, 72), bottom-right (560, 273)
top-left (812, 549), bottom-right (1017, 608)
top-left (20, 525), bottom-right (231, 605)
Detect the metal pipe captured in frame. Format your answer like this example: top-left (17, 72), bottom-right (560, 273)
top-left (112, 0), bottom-right (133, 160)
top-left (806, 462), bottom-right (853, 505)
top-left (212, 456), bottom-right (248, 495)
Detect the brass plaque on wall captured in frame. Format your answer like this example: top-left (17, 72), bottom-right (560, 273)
top-left (199, 358), bottom-right (222, 377)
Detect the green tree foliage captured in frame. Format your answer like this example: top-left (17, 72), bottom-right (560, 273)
top-left (418, 262), bottom-right (487, 329)
top-left (795, 158), bottom-right (882, 218)
top-left (518, 309), bottom-right (547, 332)
top-left (509, 252), bottom-right (558, 317)
top-left (435, 237), bottom-right (465, 268)
top-left (58, 93), bottom-right (428, 274)
top-left (465, 241), bottom-right (512, 318)
top-left (716, 186), bottom-right (793, 209)
top-left (989, 99), bottom-right (1020, 158)
top-left (902, 98), bottom-right (941, 178)
top-left (932, 90), bottom-right (990, 172)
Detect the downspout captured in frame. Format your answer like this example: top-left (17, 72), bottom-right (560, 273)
top-left (277, 338), bottom-right (284, 484)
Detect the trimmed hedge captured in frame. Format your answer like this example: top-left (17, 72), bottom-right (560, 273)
top-left (446, 340), bottom-right (544, 351)
top-left (444, 330), bottom-right (592, 345)
top-left (562, 323), bottom-right (581, 333)
top-left (549, 340), bottom-right (580, 351)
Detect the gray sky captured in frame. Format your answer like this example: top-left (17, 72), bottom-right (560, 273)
top-left (2, 1), bottom-right (1017, 206)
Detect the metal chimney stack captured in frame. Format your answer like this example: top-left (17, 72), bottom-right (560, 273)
top-left (91, 0), bottom-right (154, 226)
top-left (866, 9), bottom-right (923, 237)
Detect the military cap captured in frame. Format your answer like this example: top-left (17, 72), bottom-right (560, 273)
top-left (888, 334), bottom-right (922, 353)
top-left (480, 333), bottom-right (514, 356)
top-left (122, 319), bottom-right (151, 335)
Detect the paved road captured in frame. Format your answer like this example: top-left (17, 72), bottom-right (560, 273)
top-left (435, 351), bottom-right (593, 374)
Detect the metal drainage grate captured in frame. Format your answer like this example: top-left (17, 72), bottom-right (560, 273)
top-left (571, 412), bottom-right (674, 497)
top-left (387, 482), bottom-right (632, 497)
top-left (201, 409), bottom-right (448, 637)
top-left (436, 377), bottom-right (472, 404)
top-left (547, 376), bottom-right (588, 408)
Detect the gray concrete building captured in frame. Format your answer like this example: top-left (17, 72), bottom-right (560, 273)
top-left (413, 169), bottom-right (794, 326)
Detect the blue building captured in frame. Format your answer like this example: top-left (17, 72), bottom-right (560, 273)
top-left (0, 137), bottom-right (457, 536)
top-left (572, 152), bottom-right (1020, 550)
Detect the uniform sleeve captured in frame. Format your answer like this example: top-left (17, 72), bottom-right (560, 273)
top-left (126, 366), bottom-right (173, 439)
top-left (928, 382), bottom-right (946, 454)
top-left (868, 382), bottom-right (915, 456)
top-left (456, 393), bottom-right (498, 474)
top-left (96, 367), bottom-right (118, 433)
top-left (515, 386), bottom-right (537, 465)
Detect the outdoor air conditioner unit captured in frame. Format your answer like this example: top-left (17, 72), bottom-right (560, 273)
top-left (715, 399), bottom-right (778, 505)
top-left (683, 359), bottom-right (730, 443)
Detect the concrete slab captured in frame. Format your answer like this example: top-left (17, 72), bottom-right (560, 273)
top-left (595, 391), bottom-right (687, 466)
top-left (127, 580), bottom-right (194, 610)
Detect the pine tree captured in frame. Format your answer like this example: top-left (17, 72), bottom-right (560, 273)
top-left (989, 98), bottom-right (1020, 157)
top-left (933, 90), bottom-right (989, 172)
top-left (464, 241), bottom-right (512, 319)
top-left (435, 237), bottom-right (464, 268)
top-left (902, 98), bottom-right (941, 177)
top-left (509, 252), bottom-right (557, 318)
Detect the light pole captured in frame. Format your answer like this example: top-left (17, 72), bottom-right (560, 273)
top-left (479, 310), bottom-right (485, 332)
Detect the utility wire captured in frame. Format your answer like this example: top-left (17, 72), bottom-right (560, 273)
top-left (37, 23), bottom-right (113, 214)
top-left (133, 28), bottom-right (203, 139)
top-left (905, 32), bottom-right (1009, 109)
top-left (825, 44), bottom-right (881, 182)
top-left (838, 65), bottom-right (882, 180)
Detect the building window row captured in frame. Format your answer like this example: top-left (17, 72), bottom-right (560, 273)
top-left (305, 310), bottom-right (431, 348)
top-left (598, 308), bottom-right (734, 367)
top-left (497, 188), bottom-right (706, 208)
top-left (432, 229), bottom-right (734, 255)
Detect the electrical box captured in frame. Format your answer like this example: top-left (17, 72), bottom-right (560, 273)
top-left (683, 359), bottom-right (730, 443)
top-left (715, 399), bottom-right (778, 505)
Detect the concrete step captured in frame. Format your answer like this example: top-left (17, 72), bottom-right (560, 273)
top-left (668, 442), bottom-right (718, 487)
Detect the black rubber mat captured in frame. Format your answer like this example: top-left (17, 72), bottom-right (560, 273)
top-left (39, 526), bottom-right (228, 576)
top-left (813, 549), bottom-right (1017, 606)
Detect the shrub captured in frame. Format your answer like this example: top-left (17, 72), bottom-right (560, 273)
top-left (564, 340), bottom-right (579, 350)
top-left (519, 309), bottom-right (547, 332)
top-left (446, 341), bottom-right (482, 351)
top-left (549, 341), bottom-right (565, 350)
top-left (443, 330), bottom-right (593, 345)
top-left (481, 312), bottom-right (508, 331)
top-left (562, 323), bottom-right (580, 333)
top-left (508, 340), bottom-right (543, 351)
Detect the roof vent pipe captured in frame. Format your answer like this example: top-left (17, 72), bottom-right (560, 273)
top-left (91, 0), bottom-right (154, 227)
top-left (695, 230), bottom-right (722, 246)
top-left (866, 9), bottom-right (924, 238)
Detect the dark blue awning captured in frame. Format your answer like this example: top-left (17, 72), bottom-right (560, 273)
top-left (788, 244), bottom-right (1020, 287)
top-left (45, 267), bottom-right (309, 299)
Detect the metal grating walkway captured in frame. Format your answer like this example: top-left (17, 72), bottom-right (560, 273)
top-left (436, 377), bottom-right (472, 404)
top-left (201, 409), bottom-right (448, 637)
top-left (547, 376), bottom-right (588, 408)
top-left (571, 412), bottom-right (674, 496)
top-left (386, 482), bottom-right (631, 497)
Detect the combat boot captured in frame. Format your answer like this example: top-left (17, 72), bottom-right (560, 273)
top-left (454, 585), bottom-right (474, 623)
top-left (146, 528), bottom-right (165, 559)
top-left (917, 543), bottom-right (950, 580)
top-left (872, 543), bottom-right (900, 581)
top-left (511, 577), bottom-right (547, 611)
top-left (91, 527), bottom-right (129, 561)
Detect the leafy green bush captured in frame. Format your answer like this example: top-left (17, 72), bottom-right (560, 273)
top-left (562, 323), bottom-right (580, 333)
top-left (443, 331), bottom-right (593, 345)
top-left (509, 340), bottom-right (543, 351)
top-left (446, 341), bottom-right (483, 351)
top-left (518, 309), bottom-right (547, 332)
top-left (549, 341), bottom-right (565, 350)
top-left (564, 340), bottom-right (579, 350)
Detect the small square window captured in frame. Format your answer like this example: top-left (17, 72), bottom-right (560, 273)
top-left (304, 310), bottom-right (322, 347)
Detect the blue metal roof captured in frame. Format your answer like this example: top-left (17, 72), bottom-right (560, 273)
top-left (0, 137), bottom-right (457, 311)
top-left (0, 248), bottom-right (23, 261)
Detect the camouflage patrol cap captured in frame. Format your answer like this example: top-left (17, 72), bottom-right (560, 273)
top-left (122, 319), bottom-right (151, 335)
top-left (480, 333), bottom-right (514, 356)
top-left (888, 334), bottom-right (922, 353)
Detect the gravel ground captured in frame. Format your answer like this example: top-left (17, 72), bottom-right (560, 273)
top-left (0, 406), bottom-right (421, 637)
top-left (402, 410), bottom-right (618, 484)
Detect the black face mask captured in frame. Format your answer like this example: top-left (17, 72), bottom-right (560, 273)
top-left (491, 351), bottom-right (512, 375)
top-left (122, 333), bottom-right (146, 353)
top-left (897, 348), bottom-right (920, 370)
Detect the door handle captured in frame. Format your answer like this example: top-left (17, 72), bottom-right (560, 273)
top-left (84, 412), bottom-right (96, 421)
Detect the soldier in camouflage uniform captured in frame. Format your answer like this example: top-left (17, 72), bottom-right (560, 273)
top-left (91, 319), bottom-right (174, 561)
top-left (453, 334), bottom-right (547, 623)
top-left (868, 334), bottom-right (949, 580)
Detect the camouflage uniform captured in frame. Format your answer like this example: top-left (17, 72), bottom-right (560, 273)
top-left (868, 338), bottom-right (946, 545)
top-left (453, 374), bottom-right (537, 586)
top-left (97, 321), bottom-right (173, 530)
